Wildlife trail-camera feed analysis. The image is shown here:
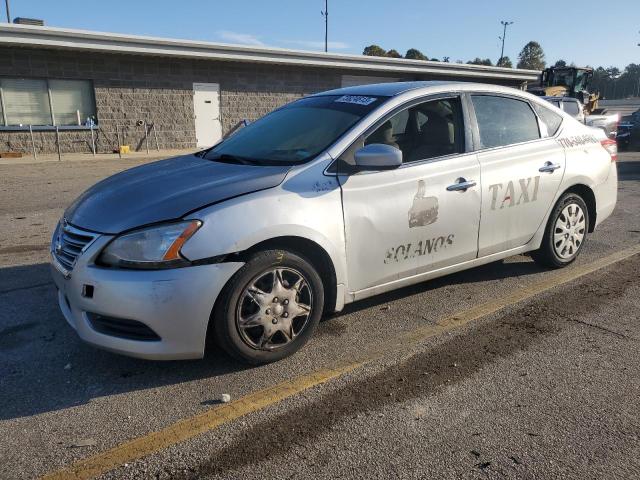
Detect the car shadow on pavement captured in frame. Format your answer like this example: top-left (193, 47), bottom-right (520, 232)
top-left (4, 217), bottom-right (610, 427)
top-left (1, 250), bottom-right (551, 422)
top-left (0, 262), bottom-right (250, 421)
top-left (1, 254), bottom-right (544, 421)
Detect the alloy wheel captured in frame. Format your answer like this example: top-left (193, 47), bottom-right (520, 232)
top-left (553, 203), bottom-right (586, 260)
top-left (236, 267), bottom-right (313, 351)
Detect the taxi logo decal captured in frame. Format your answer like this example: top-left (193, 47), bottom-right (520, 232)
top-left (488, 176), bottom-right (540, 210)
top-left (408, 180), bottom-right (439, 228)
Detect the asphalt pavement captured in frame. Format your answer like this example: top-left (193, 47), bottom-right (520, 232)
top-left (0, 152), bottom-right (638, 479)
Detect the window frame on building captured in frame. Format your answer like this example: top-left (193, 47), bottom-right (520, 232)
top-left (0, 77), bottom-right (97, 129)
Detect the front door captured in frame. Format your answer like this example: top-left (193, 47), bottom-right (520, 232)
top-left (193, 83), bottom-right (222, 148)
top-left (338, 96), bottom-right (481, 294)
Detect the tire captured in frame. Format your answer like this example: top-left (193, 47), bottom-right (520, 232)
top-left (532, 193), bottom-right (589, 268)
top-left (211, 249), bottom-right (324, 364)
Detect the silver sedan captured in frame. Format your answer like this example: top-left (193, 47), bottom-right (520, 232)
top-left (51, 81), bottom-right (618, 364)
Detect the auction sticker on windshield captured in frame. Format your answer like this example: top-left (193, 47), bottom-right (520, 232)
top-left (335, 95), bottom-right (377, 105)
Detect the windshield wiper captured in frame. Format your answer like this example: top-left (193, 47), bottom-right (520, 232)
top-left (205, 153), bottom-right (261, 165)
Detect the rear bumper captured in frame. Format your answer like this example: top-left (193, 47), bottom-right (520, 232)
top-left (51, 237), bottom-right (243, 360)
top-left (594, 162), bottom-right (618, 228)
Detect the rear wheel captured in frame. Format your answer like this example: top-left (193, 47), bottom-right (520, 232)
top-left (212, 249), bottom-right (324, 364)
top-left (532, 193), bottom-right (589, 268)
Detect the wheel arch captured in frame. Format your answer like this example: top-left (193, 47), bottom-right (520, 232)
top-left (242, 236), bottom-right (338, 315)
top-left (218, 235), bottom-right (339, 317)
top-left (562, 183), bottom-right (597, 232)
top-left (205, 236), bottom-right (339, 356)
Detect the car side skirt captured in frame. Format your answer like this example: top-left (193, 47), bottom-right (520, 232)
top-left (346, 244), bottom-right (534, 303)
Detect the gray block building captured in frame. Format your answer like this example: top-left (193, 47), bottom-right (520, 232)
top-left (0, 24), bottom-right (538, 155)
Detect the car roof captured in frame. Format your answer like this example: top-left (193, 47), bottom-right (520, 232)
top-left (315, 81), bottom-right (450, 97)
top-left (312, 80), bottom-right (525, 98)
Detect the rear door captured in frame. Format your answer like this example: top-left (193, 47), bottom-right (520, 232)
top-left (470, 94), bottom-right (566, 257)
top-left (338, 95), bottom-right (481, 293)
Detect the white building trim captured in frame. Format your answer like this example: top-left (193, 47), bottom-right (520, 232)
top-left (0, 24), bottom-right (539, 82)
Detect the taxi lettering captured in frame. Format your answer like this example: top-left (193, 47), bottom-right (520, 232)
top-left (488, 176), bottom-right (540, 210)
top-left (558, 134), bottom-right (598, 149)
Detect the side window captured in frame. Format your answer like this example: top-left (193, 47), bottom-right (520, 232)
top-left (532, 101), bottom-right (563, 136)
top-left (389, 109), bottom-right (409, 135)
top-left (365, 97), bottom-right (465, 163)
top-left (471, 95), bottom-right (541, 149)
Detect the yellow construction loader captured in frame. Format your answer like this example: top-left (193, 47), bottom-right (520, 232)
top-left (527, 66), bottom-right (599, 114)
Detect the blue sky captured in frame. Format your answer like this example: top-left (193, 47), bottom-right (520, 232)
top-left (9, 0), bottom-right (639, 68)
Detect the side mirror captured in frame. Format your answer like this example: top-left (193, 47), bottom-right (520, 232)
top-left (354, 144), bottom-right (402, 170)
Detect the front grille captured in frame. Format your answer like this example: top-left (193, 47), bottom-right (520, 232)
top-left (87, 313), bottom-right (161, 341)
top-left (53, 221), bottom-right (98, 272)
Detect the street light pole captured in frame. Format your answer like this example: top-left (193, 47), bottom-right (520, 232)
top-left (498, 20), bottom-right (513, 65)
top-left (321, 0), bottom-right (328, 52)
top-left (5, 0), bottom-right (10, 23)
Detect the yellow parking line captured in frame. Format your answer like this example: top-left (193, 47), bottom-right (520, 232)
top-left (42, 364), bottom-right (361, 480)
top-left (42, 244), bottom-right (640, 480)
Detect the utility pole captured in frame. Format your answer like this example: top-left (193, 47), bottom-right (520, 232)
top-left (5, 0), bottom-right (10, 23)
top-left (321, 0), bottom-right (328, 52)
top-left (498, 20), bottom-right (513, 65)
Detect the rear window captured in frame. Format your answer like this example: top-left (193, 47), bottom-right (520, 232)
top-left (471, 95), bottom-right (541, 148)
top-left (532, 102), bottom-right (563, 136)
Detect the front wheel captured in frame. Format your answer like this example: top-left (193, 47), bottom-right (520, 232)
top-left (211, 249), bottom-right (324, 364)
top-left (532, 193), bottom-right (589, 268)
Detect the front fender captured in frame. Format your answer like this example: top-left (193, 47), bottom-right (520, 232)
top-left (180, 180), bottom-right (347, 290)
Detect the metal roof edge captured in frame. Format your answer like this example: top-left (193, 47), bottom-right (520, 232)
top-left (0, 24), bottom-right (539, 81)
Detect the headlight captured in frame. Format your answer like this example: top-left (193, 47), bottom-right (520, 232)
top-left (98, 220), bottom-right (202, 269)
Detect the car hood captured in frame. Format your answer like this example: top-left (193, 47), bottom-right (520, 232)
top-left (64, 154), bottom-right (291, 234)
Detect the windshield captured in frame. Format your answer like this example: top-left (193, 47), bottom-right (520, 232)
top-left (204, 95), bottom-right (386, 165)
top-left (551, 69), bottom-right (574, 88)
top-left (550, 69), bottom-right (590, 94)
top-left (573, 70), bottom-right (589, 92)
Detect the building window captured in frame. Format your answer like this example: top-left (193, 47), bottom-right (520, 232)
top-left (49, 80), bottom-right (97, 126)
top-left (0, 78), bottom-right (96, 127)
top-left (1, 78), bottom-right (51, 126)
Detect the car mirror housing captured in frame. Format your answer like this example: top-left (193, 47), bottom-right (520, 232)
top-left (354, 144), bottom-right (402, 170)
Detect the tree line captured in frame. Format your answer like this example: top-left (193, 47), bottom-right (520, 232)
top-left (361, 42), bottom-right (538, 68)
top-left (362, 41), bottom-right (639, 99)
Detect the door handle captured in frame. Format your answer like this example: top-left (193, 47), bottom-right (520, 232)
top-left (446, 178), bottom-right (477, 192)
top-left (539, 161), bottom-right (561, 173)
